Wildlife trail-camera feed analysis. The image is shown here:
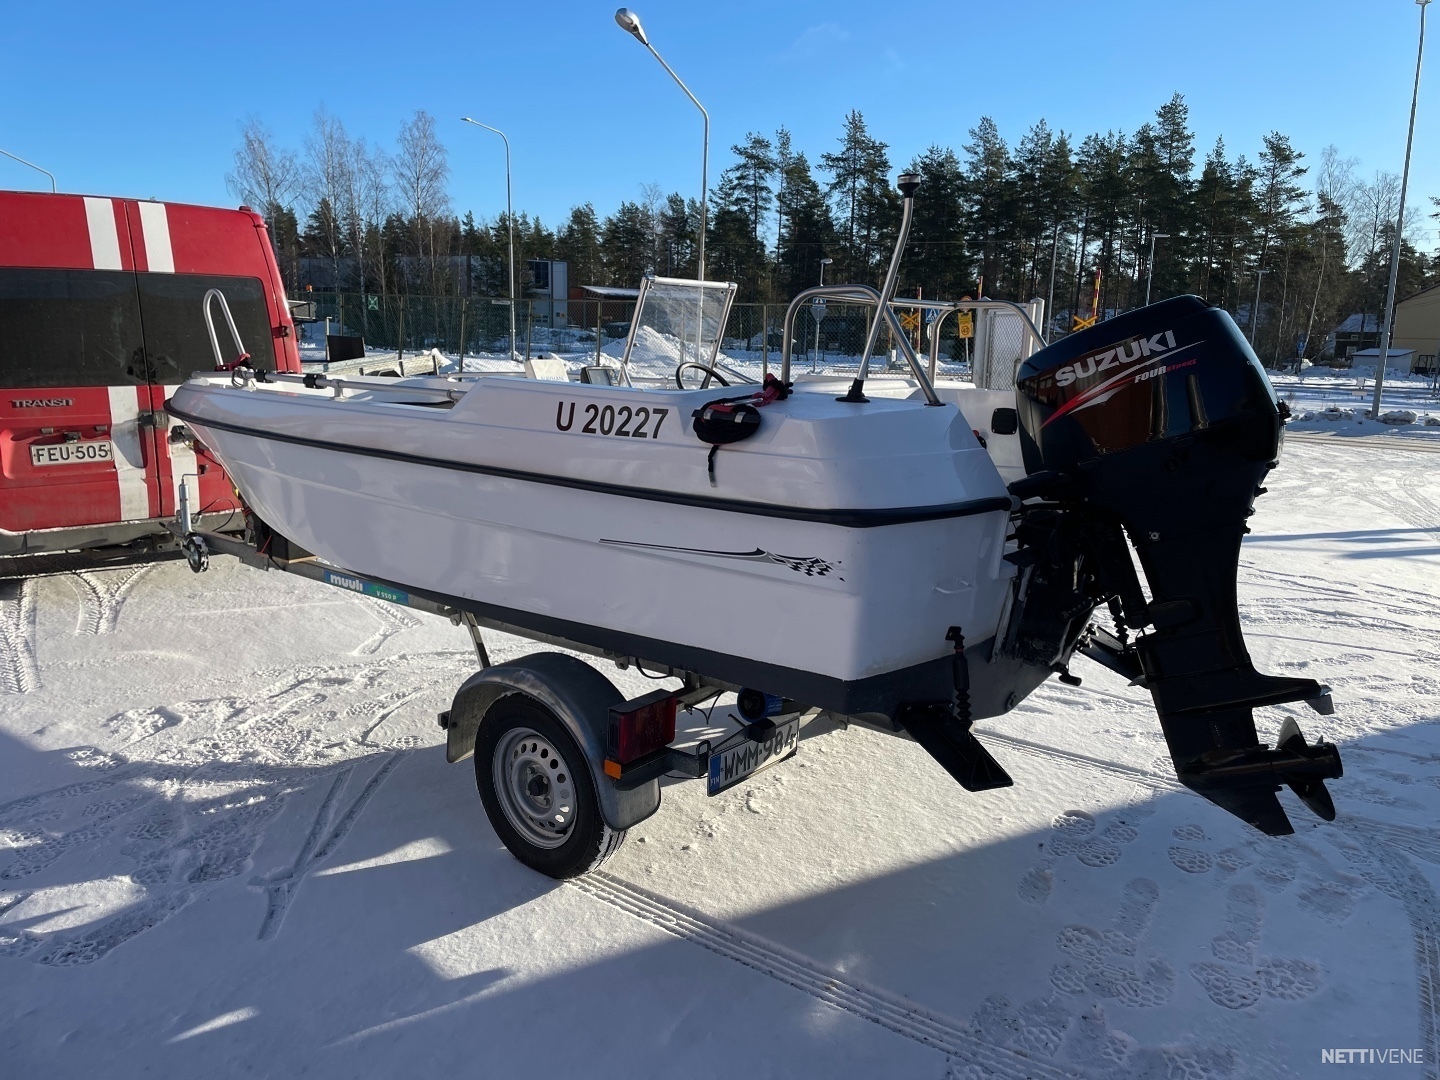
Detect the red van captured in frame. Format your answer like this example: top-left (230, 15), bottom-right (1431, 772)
top-left (0, 192), bottom-right (301, 561)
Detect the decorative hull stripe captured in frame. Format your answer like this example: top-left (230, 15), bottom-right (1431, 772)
top-left (164, 400), bottom-right (1015, 529)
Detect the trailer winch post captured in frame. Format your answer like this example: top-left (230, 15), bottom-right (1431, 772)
top-left (177, 475), bottom-right (210, 573)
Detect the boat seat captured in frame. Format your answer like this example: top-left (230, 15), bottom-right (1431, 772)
top-left (580, 366), bottom-right (620, 386)
top-left (524, 356), bottom-right (570, 382)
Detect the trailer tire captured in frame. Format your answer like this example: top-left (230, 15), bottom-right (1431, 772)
top-left (475, 694), bottom-right (624, 879)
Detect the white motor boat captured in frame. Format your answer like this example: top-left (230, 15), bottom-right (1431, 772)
top-left (168, 174), bottom-right (1343, 845)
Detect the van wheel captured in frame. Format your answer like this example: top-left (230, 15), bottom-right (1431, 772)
top-left (474, 695), bottom-right (624, 879)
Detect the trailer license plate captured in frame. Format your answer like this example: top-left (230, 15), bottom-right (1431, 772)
top-left (707, 717), bottom-right (800, 796)
top-left (30, 441), bottom-right (114, 467)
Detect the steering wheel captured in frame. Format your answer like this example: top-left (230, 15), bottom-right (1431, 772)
top-left (675, 362), bottom-right (730, 391)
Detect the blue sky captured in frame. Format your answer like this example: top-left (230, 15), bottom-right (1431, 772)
top-left (3, 1), bottom-right (1436, 242)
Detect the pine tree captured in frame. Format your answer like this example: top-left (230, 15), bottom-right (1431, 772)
top-left (821, 111), bottom-right (895, 281)
top-left (961, 118), bottom-right (1012, 296)
top-left (656, 194), bottom-right (699, 278)
top-left (905, 146), bottom-right (966, 298)
top-left (775, 151), bottom-right (834, 297)
top-left (1249, 133), bottom-right (1308, 354)
top-left (708, 169), bottom-right (767, 299)
top-left (601, 201), bottom-right (655, 286)
top-left (1073, 131), bottom-right (1127, 317)
top-left (556, 203), bottom-right (604, 286)
top-left (730, 132), bottom-right (778, 246)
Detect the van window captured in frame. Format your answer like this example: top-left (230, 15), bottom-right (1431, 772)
top-left (0, 268), bottom-right (147, 388)
top-left (138, 273), bottom-right (276, 382)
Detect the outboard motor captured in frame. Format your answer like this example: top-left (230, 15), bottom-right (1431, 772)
top-left (1010, 295), bottom-right (1341, 835)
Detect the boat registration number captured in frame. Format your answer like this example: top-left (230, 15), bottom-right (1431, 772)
top-left (555, 401), bottom-right (668, 439)
top-left (707, 717), bottom-right (800, 796)
top-left (30, 440), bottom-right (114, 467)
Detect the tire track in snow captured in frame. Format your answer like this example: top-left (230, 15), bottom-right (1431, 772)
top-left (571, 871), bottom-right (1085, 1078)
top-left (981, 731), bottom-right (1175, 794)
top-left (352, 598), bottom-right (422, 656)
top-left (0, 579), bottom-right (40, 694)
top-left (255, 751), bottom-right (407, 940)
top-left (67, 564), bottom-right (155, 635)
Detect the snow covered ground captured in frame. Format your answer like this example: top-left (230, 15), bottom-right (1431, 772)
top-left (2, 437), bottom-right (1439, 1079)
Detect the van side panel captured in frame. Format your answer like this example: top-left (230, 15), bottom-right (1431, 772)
top-left (0, 193), bottom-right (92, 269)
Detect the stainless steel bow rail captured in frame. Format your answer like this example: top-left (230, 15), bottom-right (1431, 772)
top-left (778, 171), bottom-right (1047, 394)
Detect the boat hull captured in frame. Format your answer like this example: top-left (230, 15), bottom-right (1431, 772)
top-left (169, 374), bottom-right (1021, 717)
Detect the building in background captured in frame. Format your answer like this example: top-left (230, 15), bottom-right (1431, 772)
top-left (1349, 346), bottom-right (1420, 375)
top-left (525, 259), bottom-right (568, 329)
top-left (1325, 312), bottom-right (1381, 365)
top-left (1391, 284), bottom-right (1440, 376)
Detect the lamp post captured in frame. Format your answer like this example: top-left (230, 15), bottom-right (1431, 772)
top-left (615, 8), bottom-right (707, 283)
top-left (1249, 266), bottom-right (1270, 350)
top-left (461, 118), bottom-right (517, 361)
top-left (1372, 0), bottom-right (1431, 418)
top-left (813, 257), bottom-right (833, 372)
top-left (0, 148), bottom-right (56, 192)
top-left (1144, 232), bottom-right (1170, 307)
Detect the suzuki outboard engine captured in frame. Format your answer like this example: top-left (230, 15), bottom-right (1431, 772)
top-left (1011, 295), bottom-right (1341, 835)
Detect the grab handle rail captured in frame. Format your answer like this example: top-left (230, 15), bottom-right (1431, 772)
top-left (926, 300), bottom-right (1048, 384)
top-left (779, 285), bottom-right (941, 405)
top-left (202, 289), bottom-right (249, 370)
top-left (231, 368), bottom-right (467, 402)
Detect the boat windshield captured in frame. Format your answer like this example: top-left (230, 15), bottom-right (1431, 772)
top-left (620, 276), bottom-right (738, 380)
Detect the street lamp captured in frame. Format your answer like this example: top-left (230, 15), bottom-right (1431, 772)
top-left (1249, 266), bottom-right (1270, 350)
top-left (461, 118), bottom-right (517, 361)
top-left (1144, 232), bottom-right (1170, 307)
top-left (1372, 0), bottom-right (1431, 418)
top-left (0, 148), bottom-right (56, 193)
top-left (615, 8), bottom-right (708, 283)
top-left (813, 257), bottom-right (833, 372)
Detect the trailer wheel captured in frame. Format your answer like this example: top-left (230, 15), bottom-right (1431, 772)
top-left (475, 695), bottom-right (624, 879)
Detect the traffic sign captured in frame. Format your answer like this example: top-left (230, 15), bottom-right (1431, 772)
top-left (900, 311), bottom-right (920, 333)
top-left (957, 312), bottom-right (974, 339)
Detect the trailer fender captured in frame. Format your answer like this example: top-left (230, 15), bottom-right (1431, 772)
top-left (444, 652), bottom-right (660, 831)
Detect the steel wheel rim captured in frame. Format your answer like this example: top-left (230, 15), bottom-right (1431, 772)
top-left (492, 726), bottom-right (577, 850)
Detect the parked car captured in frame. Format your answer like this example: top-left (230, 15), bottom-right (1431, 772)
top-left (0, 191), bottom-right (302, 563)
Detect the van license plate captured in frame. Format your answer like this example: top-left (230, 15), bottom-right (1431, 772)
top-left (30, 441), bottom-right (115, 467)
top-left (707, 717), bottom-right (800, 796)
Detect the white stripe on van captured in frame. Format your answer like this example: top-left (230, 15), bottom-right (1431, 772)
top-left (161, 385), bottom-right (197, 516)
top-left (106, 386), bottom-right (151, 521)
top-left (137, 202), bottom-right (174, 273)
top-left (84, 197), bottom-right (122, 270)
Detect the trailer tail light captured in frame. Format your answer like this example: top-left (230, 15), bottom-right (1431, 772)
top-left (606, 690), bottom-right (677, 766)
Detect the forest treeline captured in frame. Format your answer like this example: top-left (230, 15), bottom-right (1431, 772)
top-left (229, 95), bottom-right (1439, 361)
